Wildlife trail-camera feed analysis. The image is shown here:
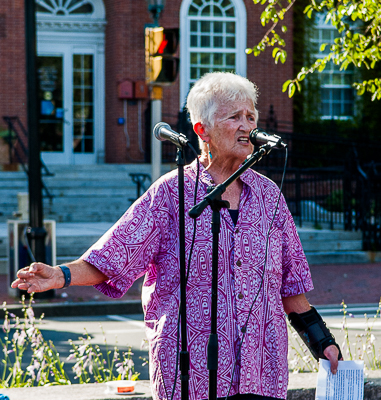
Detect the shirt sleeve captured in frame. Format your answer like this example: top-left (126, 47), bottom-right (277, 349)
top-left (280, 196), bottom-right (314, 297)
top-left (81, 187), bottom-right (162, 298)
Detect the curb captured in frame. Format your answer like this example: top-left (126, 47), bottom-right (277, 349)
top-left (5, 299), bottom-right (143, 318)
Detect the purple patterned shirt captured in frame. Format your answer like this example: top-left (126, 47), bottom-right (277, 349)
top-left (82, 160), bottom-right (313, 400)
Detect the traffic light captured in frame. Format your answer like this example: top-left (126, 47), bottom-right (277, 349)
top-left (145, 27), bottom-right (179, 85)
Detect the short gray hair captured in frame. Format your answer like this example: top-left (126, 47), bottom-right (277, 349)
top-left (186, 72), bottom-right (259, 128)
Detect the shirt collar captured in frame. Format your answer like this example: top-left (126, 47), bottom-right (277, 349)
top-left (189, 158), bottom-right (258, 190)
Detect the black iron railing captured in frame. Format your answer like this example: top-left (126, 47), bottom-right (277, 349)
top-left (2, 116), bottom-right (54, 200)
top-left (129, 173), bottom-right (151, 204)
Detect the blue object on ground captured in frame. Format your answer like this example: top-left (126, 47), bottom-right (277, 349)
top-left (0, 395), bottom-right (9, 400)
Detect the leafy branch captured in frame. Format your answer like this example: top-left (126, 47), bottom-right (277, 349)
top-left (248, 0), bottom-right (381, 99)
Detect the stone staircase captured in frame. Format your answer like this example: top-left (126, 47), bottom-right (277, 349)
top-left (0, 164), bottom-right (379, 276)
top-left (297, 228), bottom-right (379, 265)
top-left (0, 164), bottom-right (173, 223)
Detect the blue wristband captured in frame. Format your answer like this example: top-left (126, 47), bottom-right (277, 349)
top-left (59, 265), bottom-right (71, 288)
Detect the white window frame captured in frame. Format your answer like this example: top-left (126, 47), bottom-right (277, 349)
top-left (179, 0), bottom-right (247, 108)
top-left (312, 14), bottom-right (355, 120)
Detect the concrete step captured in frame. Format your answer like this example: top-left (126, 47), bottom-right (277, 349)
top-left (0, 164), bottom-right (175, 223)
top-left (305, 251), bottom-right (381, 265)
top-left (302, 240), bottom-right (363, 252)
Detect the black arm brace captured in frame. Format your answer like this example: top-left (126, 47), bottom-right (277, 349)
top-left (288, 306), bottom-right (342, 361)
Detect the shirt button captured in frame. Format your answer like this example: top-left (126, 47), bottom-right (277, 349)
top-left (241, 327), bottom-right (246, 333)
top-left (210, 180), bottom-right (215, 184)
top-left (238, 293), bottom-right (244, 299)
top-left (235, 228), bottom-right (239, 233)
top-left (236, 260), bottom-right (242, 266)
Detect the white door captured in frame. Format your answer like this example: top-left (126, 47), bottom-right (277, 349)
top-left (38, 43), bottom-right (97, 164)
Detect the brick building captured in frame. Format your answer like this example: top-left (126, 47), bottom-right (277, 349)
top-left (0, 0), bottom-right (294, 166)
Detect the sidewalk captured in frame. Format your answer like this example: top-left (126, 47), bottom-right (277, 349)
top-left (1, 262), bottom-right (381, 311)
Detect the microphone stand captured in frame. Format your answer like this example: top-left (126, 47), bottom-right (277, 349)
top-left (176, 144), bottom-right (190, 400)
top-left (188, 143), bottom-right (275, 400)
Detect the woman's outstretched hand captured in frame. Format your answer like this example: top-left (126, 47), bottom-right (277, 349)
top-left (11, 263), bottom-right (63, 293)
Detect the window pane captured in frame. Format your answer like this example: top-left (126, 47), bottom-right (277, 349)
top-left (332, 103), bottom-right (341, 115)
top-left (84, 137), bottom-right (94, 153)
top-left (200, 68), bottom-right (210, 76)
top-left (201, 21), bottom-right (210, 32)
top-left (191, 67), bottom-right (198, 79)
top-left (225, 7), bottom-right (235, 16)
top-left (189, 5), bottom-right (198, 15)
top-left (213, 21), bottom-right (223, 33)
top-left (343, 74), bottom-right (352, 85)
top-left (333, 90), bottom-right (341, 101)
top-left (201, 5), bottom-right (211, 16)
top-left (83, 55), bottom-right (93, 69)
top-left (321, 74), bottom-right (331, 85)
top-left (191, 52), bottom-right (198, 64)
top-left (201, 35), bottom-right (210, 47)
top-left (343, 89), bottom-right (353, 101)
top-left (83, 72), bottom-right (93, 86)
top-left (226, 53), bottom-right (235, 66)
top-left (226, 22), bottom-right (235, 34)
top-left (190, 20), bottom-right (198, 32)
top-left (344, 103), bottom-right (353, 115)
top-left (213, 6), bottom-right (222, 17)
top-left (221, 0), bottom-right (232, 7)
top-left (73, 89), bottom-right (82, 102)
top-left (191, 35), bottom-right (198, 46)
top-left (81, 89), bottom-right (92, 102)
top-left (73, 71), bottom-right (81, 86)
top-left (226, 36), bottom-right (235, 48)
top-left (321, 89), bottom-right (330, 100)
top-left (321, 103), bottom-right (330, 115)
top-left (193, 0), bottom-right (203, 6)
top-left (200, 53), bottom-right (210, 65)
top-left (214, 36), bottom-right (223, 48)
top-left (322, 30), bottom-right (331, 41)
top-left (73, 55), bottom-right (81, 69)
top-left (332, 74), bottom-right (342, 84)
top-left (213, 53), bottom-right (223, 65)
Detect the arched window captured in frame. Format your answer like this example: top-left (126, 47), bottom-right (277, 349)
top-left (36, 0), bottom-right (94, 16)
top-left (180, 0), bottom-right (247, 106)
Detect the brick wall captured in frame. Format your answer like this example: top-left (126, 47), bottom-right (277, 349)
top-left (0, 0), bottom-right (27, 160)
top-left (0, 0), bottom-right (293, 164)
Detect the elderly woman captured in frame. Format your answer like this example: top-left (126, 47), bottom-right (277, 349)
top-left (12, 72), bottom-right (340, 400)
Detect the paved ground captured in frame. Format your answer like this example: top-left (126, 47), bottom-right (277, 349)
top-left (1, 262), bottom-right (381, 308)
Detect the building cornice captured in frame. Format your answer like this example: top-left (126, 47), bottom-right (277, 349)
top-left (37, 18), bottom-right (106, 33)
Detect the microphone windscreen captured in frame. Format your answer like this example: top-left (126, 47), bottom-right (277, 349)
top-left (153, 122), bottom-right (170, 141)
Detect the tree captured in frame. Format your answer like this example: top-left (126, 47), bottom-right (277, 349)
top-left (246, 0), bottom-right (381, 100)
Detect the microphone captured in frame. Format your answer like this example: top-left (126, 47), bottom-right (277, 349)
top-left (249, 128), bottom-right (287, 149)
top-left (153, 122), bottom-right (189, 148)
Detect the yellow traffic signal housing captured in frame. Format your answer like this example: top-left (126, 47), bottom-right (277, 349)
top-left (145, 27), bottom-right (179, 85)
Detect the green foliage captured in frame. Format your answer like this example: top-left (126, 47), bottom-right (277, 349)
top-left (0, 296), bottom-right (139, 388)
top-left (323, 190), bottom-right (344, 212)
top-left (248, 0), bottom-right (381, 101)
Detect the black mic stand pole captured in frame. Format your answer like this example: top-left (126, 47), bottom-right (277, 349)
top-left (188, 143), bottom-right (275, 400)
top-left (176, 144), bottom-right (190, 400)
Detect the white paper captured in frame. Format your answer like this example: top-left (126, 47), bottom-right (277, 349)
top-left (315, 359), bottom-right (364, 400)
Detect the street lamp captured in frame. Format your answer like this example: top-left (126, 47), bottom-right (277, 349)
top-left (146, 0), bottom-right (166, 26)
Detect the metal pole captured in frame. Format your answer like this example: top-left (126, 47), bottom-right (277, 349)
top-left (151, 86), bottom-right (162, 182)
top-left (25, 0), bottom-right (47, 265)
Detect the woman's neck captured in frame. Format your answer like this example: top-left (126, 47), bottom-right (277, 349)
top-left (199, 153), bottom-right (244, 184)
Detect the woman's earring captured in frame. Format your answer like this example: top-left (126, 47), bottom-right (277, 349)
top-left (207, 143), bottom-right (212, 159)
